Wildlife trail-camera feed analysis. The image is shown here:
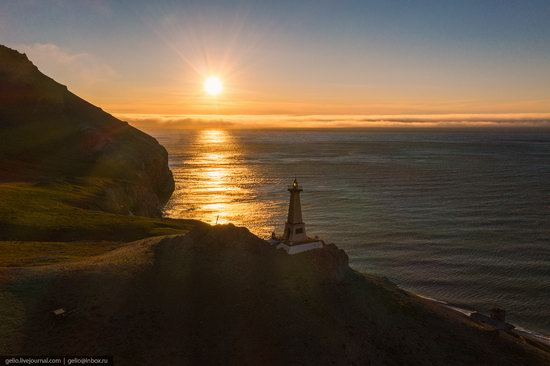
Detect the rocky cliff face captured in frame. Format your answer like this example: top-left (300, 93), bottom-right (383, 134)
top-left (0, 45), bottom-right (174, 216)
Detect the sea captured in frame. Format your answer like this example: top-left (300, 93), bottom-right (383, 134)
top-left (152, 128), bottom-right (550, 335)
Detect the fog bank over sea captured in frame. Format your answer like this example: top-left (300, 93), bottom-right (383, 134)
top-left (121, 113), bottom-right (550, 131)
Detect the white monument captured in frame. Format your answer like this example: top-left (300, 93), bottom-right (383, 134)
top-left (268, 179), bottom-right (325, 254)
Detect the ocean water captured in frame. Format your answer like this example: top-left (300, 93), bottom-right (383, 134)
top-left (154, 129), bottom-right (550, 334)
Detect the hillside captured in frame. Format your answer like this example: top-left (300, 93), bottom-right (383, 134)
top-left (0, 44), bottom-right (173, 217)
top-left (1, 224), bottom-right (549, 365)
top-left (0, 44), bottom-right (197, 261)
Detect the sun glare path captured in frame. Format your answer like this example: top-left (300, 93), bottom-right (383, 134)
top-left (202, 129), bottom-right (226, 144)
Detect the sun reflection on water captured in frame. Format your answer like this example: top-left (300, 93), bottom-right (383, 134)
top-left (163, 129), bottom-right (280, 235)
top-left (201, 129), bottom-right (227, 144)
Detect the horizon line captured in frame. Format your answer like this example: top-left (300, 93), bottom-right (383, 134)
top-left (115, 112), bottom-right (550, 131)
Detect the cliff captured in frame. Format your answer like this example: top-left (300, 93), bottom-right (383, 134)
top-left (0, 45), bottom-right (173, 217)
top-left (1, 225), bottom-right (549, 366)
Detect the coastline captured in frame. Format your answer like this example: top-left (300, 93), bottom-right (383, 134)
top-left (157, 128), bottom-right (550, 337)
top-left (410, 289), bottom-right (550, 348)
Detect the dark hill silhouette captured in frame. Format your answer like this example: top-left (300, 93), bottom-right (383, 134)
top-left (0, 45), bottom-right (173, 216)
top-left (1, 225), bottom-right (549, 365)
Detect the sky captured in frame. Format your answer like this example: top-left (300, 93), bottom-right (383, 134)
top-left (2, 0), bottom-right (550, 127)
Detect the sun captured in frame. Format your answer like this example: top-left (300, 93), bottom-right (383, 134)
top-left (204, 76), bottom-right (223, 96)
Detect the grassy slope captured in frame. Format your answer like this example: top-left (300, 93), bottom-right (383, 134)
top-left (1, 225), bottom-right (548, 366)
top-left (0, 179), bottom-right (199, 265)
top-left (0, 180), bottom-right (197, 242)
top-left (0, 241), bottom-right (125, 267)
top-left (0, 44), bottom-right (166, 184)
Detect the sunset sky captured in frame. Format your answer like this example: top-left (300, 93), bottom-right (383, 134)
top-left (2, 0), bottom-right (550, 127)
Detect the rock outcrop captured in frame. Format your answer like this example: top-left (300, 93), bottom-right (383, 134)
top-left (0, 45), bottom-right (174, 216)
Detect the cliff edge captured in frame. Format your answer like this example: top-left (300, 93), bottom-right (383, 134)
top-left (0, 45), bottom-right (174, 217)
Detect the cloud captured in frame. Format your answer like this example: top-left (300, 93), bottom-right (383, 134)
top-left (117, 115), bottom-right (239, 132)
top-left (117, 113), bottom-right (550, 131)
top-left (11, 43), bottom-right (116, 86)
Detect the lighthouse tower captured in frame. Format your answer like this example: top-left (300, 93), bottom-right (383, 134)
top-left (268, 179), bottom-right (325, 255)
top-left (283, 179), bottom-right (308, 242)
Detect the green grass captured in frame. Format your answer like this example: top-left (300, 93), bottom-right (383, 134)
top-left (0, 241), bottom-right (127, 267)
top-left (0, 180), bottom-right (199, 243)
top-left (0, 179), bottom-right (201, 267)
